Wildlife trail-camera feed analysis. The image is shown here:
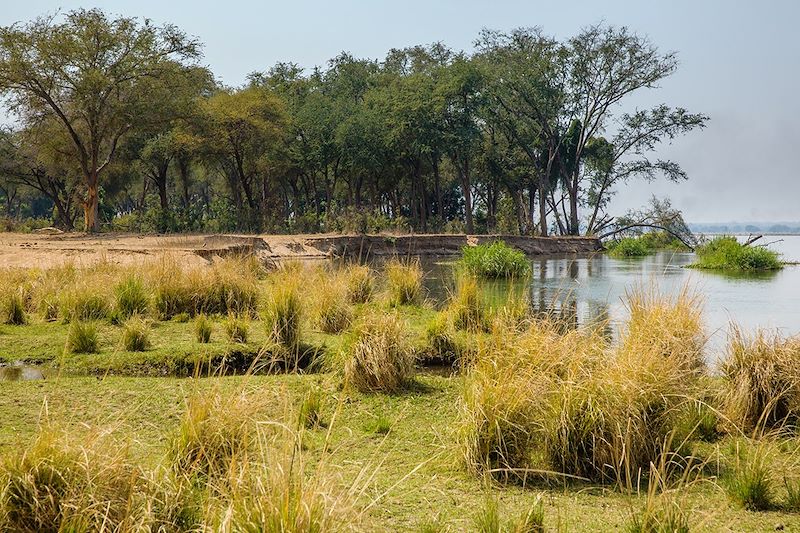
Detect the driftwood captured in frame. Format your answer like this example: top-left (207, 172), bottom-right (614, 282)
top-left (743, 235), bottom-right (762, 247)
top-left (597, 223), bottom-right (696, 251)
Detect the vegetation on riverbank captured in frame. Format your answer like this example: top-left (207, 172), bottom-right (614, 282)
top-left (605, 231), bottom-right (691, 257)
top-left (689, 236), bottom-right (783, 271)
top-left (459, 241), bottom-right (530, 278)
top-left (3, 253), bottom-right (800, 529)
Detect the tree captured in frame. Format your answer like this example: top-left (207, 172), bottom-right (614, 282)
top-left (0, 9), bottom-right (200, 231)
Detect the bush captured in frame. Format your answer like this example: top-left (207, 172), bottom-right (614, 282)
top-left (459, 241), bottom-right (530, 278)
top-left (690, 236), bottom-right (782, 271)
top-left (114, 275), bottom-right (150, 320)
top-left (345, 264), bottom-right (374, 304)
top-left (121, 316), bottom-right (151, 352)
top-left (606, 236), bottom-right (652, 257)
top-left (67, 320), bottom-right (99, 354)
top-left (194, 314), bottom-right (212, 343)
top-left (343, 312), bottom-right (415, 393)
top-left (385, 259), bottom-right (424, 306)
top-left (225, 315), bottom-right (249, 344)
top-left (721, 328), bottom-right (800, 432)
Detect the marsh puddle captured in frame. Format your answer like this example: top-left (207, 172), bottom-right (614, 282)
top-left (0, 365), bottom-right (45, 382)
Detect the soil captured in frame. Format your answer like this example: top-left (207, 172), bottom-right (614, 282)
top-left (0, 232), bottom-right (602, 269)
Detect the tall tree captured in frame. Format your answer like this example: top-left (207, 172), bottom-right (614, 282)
top-left (0, 9), bottom-right (200, 231)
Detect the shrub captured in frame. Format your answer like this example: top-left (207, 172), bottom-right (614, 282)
top-left (67, 320), bottom-right (99, 354)
top-left (345, 264), bottom-right (374, 304)
top-left (121, 316), bottom-right (151, 352)
top-left (225, 315), bottom-right (249, 344)
top-left (459, 241), bottom-right (530, 278)
top-left (606, 236), bottom-right (652, 257)
top-left (114, 275), bottom-right (150, 320)
top-left (343, 312), bottom-right (415, 393)
top-left (194, 314), bottom-right (212, 343)
top-left (0, 427), bottom-right (150, 531)
top-left (264, 281), bottom-right (303, 349)
top-left (721, 328), bottom-right (800, 432)
top-left (690, 235), bottom-right (782, 271)
top-left (385, 259), bottom-right (424, 306)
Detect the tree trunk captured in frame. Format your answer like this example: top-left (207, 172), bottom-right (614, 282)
top-left (459, 159), bottom-right (474, 234)
top-left (83, 172), bottom-right (99, 233)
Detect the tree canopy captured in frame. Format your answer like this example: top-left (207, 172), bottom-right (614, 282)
top-left (0, 11), bottom-right (707, 235)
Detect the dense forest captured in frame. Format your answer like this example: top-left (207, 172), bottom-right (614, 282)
top-left (0, 9), bottom-right (706, 235)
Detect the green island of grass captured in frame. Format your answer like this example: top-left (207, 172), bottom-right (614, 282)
top-left (689, 235), bottom-right (783, 271)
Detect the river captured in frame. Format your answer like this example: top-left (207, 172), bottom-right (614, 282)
top-left (422, 235), bottom-right (800, 363)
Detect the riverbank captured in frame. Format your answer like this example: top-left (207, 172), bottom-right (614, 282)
top-left (0, 232), bottom-right (602, 268)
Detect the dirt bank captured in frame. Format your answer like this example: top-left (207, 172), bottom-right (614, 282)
top-left (0, 232), bottom-right (602, 269)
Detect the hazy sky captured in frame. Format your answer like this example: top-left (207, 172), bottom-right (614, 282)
top-left (3, 0), bottom-right (799, 223)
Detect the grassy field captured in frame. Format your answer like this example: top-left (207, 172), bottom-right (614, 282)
top-left (1, 374), bottom-right (799, 531)
top-left (2, 251), bottom-right (800, 531)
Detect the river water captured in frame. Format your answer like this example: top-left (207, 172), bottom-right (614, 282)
top-left (422, 235), bottom-right (800, 362)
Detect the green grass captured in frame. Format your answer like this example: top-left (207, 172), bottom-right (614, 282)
top-left (459, 241), bottom-right (530, 278)
top-left (689, 236), bottom-right (783, 271)
top-left (3, 374), bottom-right (800, 531)
top-left (606, 236), bottom-right (653, 257)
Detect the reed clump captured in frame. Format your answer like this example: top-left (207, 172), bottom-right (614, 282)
top-left (0, 286), bottom-right (27, 325)
top-left (385, 259), bottom-right (423, 307)
top-left (448, 275), bottom-right (488, 332)
top-left (343, 311), bottom-right (415, 393)
top-left (114, 274), bottom-right (150, 321)
top-left (459, 241), bottom-right (530, 279)
top-left (224, 315), bottom-right (249, 344)
top-left (194, 314), bottom-right (213, 343)
top-left (721, 327), bottom-right (800, 433)
top-left (59, 283), bottom-right (111, 323)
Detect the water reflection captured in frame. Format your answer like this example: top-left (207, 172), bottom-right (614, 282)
top-left (0, 365), bottom-right (45, 382)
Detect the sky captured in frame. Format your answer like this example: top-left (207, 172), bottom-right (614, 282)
top-left (2, 0), bottom-right (799, 223)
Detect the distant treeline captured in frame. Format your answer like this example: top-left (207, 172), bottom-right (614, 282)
top-left (689, 223), bottom-right (800, 235)
top-left (0, 9), bottom-right (706, 234)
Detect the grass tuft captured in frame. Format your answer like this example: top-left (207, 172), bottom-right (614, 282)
top-left (343, 311), bottom-right (415, 393)
top-left (386, 259), bottom-right (424, 307)
top-left (224, 315), bottom-right (249, 344)
top-left (121, 316), bottom-right (151, 352)
top-left (264, 280), bottom-right (303, 349)
top-left (114, 274), bottom-right (150, 320)
top-left (66, 320), bottom-right (99, 354)
top-left (345, 264), bottom-right (374, 304)
top-left (194, 314), bottom-right (213, 343)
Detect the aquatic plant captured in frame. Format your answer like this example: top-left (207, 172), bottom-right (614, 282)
top-left (606, 236), bottom-right (652, 257)
top-left (690, 235), bottom-right (782, 271)
top-left (459, 241), bottom-right (530, 279)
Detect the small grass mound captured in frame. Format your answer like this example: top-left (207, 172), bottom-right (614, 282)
top-left (690, 236), bottom-right (782, 271)
top-left (298, 387), bottom-right (323, 429)
top-left (121, 316), bottom-right (152, 352)
top-left (67, 320), bottom-right (99, 354)
top-left (606, 236), bottom-right (652, 257)
top-left (224, 315), bottom-right (249, 344)
top-left (721, 328), bottom-right (800, 432)
top-left (345, 264), bottom-right (374, 304)
top-left (0, 288), bottom-right (27, 325)
top-left (343, 311), bottom-right (415, 393)
top-left (459, 241), bottom-right (530, 278)
top-left (448, 275), bottom-right (488, 332)
top-left (386, 259), bottom-right (424, 307)
top-left (194, 314), bottom-right (212, 343)
top-left (313, 276), bottom-right (353, 334)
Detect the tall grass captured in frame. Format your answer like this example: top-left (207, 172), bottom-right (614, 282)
top-left (0, 287), bottom-right (27, 325)
top-left (459, 286), bottom-right (705, 484)
top-left (343, 311), bottom-right (415, 393)
top-left (345, 264), bottom-right (374, 304)
top-left (606, 236), bottom-right (652, 257)
top-left (721, 327), bottom-right (800, 432)
top-left (385, 259), bottom-right (424, 307)
top-left (67, 320), bottom-right (99, 354)
top-left (313, 274), bottom-right (354, 334)
top-left (459, 241), bottom-right (530, 279)
top-left (690, 235), bottom-right (782, 271)
top-left (264, 280), bottom-right (303, 349)
top-left (59, 283), bottom-right (111, 323)
top-left (114, 274), bottom-right (150, 320)
top-left (448, 275), bottom-right (488, 332)
top-left (195, 314), bottom-right (213, 343)
top-left (121, 316), bottom-right (152, 352)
